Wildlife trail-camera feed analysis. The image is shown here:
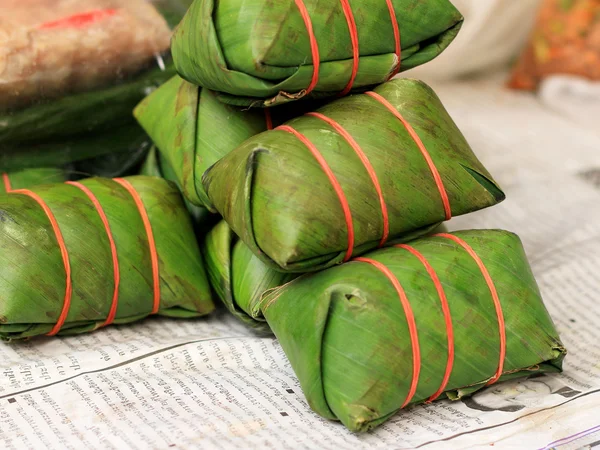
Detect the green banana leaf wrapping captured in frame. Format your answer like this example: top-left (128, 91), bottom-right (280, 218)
top-left (2, 168), bottom-right (67, 193)
top-left (134, 75), bottom-right (318, 207)
top-left (203, 220), bottom-right (449, 332)
top-left (0, 176), bottom-right (214, 340)
top-left (134, 76), bottom-right (268, 207)
top-left (140, 146), bottom-right (217, 234)
top-left (259, 230), bottom-right (566, 432)
top-left (171, 0), bottom-right (464, 106)
top-left (203, 79), bottom-right (505, 272)
top-left (203, 221), bottom-right (296, 333)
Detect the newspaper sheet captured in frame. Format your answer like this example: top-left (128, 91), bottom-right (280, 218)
top-left (2, 76), bottom-right (600, 449)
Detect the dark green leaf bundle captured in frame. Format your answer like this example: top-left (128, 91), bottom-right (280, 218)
top-left (0, 176), bottom-right (214, 340)
top-left (204, 79), bottom-right (505, 272)
top-left (2, 168), bottom-right (66, 193)
top-left (258, 230), bottom-right (566, 432)
top-left (171, 0), bottom-right (464, 106)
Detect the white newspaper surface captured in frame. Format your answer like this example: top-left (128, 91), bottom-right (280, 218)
top-left (2, 76), bottom-right (600, 449)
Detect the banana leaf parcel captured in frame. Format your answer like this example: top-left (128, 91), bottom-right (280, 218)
top-left (203, 79), bottom-right (505, 272)
top-left (258, 230), bottom-right (566, 432)
top-left (171, 0), bottom-right (464, 106)
top-left (140, 146), bottom-right (217, 234)
top-left (203, 221), bottom-right (296, 333)
top-left (134, 76), bottom-right (268, 207)
top-left (134, 75), bottom-right (319, 207)
top-left (0, 176), bottom-right (214, 340)
top-left (203, 220), bottom-right (449, 332)
top-left (2, 168), bottom-right (66, 193)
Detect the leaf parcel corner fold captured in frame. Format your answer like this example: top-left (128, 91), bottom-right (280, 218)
top-left (259, 230), bottom-right (566, 432)
top-left (203, 78), bottom-right (505, 272)
top-left (171, 0), bottom-right (464, 106)
top-left (0, 176), bottom-right (214, 340)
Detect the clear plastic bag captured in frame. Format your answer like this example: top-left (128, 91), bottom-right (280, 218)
top-left (0, 0), bottom-right (192, 174)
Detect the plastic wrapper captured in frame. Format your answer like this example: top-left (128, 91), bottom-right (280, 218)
top-left (0, 0), bottom-right (192, 170)
top-left (508, 0), bottom-right (600, 90)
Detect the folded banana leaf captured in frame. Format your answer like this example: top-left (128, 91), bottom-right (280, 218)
top-left (0, 123), bottom-right (152, 174)
top-left (0, 176), bottom-right (214, 340)
top-left (171, 0), bottom-right (464, 107)
top-left (203, 220), bottom-right (449, 332)
top-left (203, 221), bottom-right (296, 333)
top-left (258, 230), bottom-right (566, 432)
top-left (204, 79), bottom-right (505, 272)
top-left (1, 168), bottom-right (67, 193)
top-left (134, 75), bottom-right (316, 207)
top-left (140, 146), bottom-right (217, 234)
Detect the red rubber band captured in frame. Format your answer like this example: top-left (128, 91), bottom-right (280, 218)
top-left (2, 173), bottom-right (11, 193)
top-left (338, 0), bottom-right (359, 96)
top-left (265, 109), bottom-right (273, 131)
top-left (434, 233), bottom-right (506, 385)
top-left (307, 112), bottom-right (389, 246)
top-left (385, 0), bottom-right (402, 78)
top-left (114, 178), bottom-right (160, 314)
top-left (10, 189), bottom-right (72, 336)
top-left (354, 257), bottom-right (420, 408)
top-left (366, 91), bottom-right (452, 220)
top-left (38, 9), bottom-right (118, 30)
top-left (397, 244), bottom-right (454, 402)
top-left (294, 0), bottom-right (320, 95)
top-left (277, 125), bottom-right (354, 261)
top-left (66, 182), bottom-right (120, 327)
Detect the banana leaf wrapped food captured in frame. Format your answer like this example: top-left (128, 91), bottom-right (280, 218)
top-left (134, 75), bottom-right (318, 207)
top-left (0, 176), bottom-right (214, 340)
top-left (140, 146), bottom-right (217, 234)
top-left (257, 230), bottom-right (566, 432)
top-left (204, 79), bottom-right (505, 272)
top-left (203, 220), bottom-right (449, 332)
top-left (2, 168), bottom-right (67, 193)
top-left (203, 221), bottom-right (297, 333)
top-left (171, 0), bottom-right (464, 106)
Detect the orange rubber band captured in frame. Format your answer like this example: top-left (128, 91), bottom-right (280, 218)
top-left (354, 257), bottom-right (420, 408)
top-left (435, 233), bottom-right (506, 385)
top-left (397, 244), bottom-right (454, 402)
top-left (307, 112), bottom-right (389, 246)
top-left (265, 109), bottom-right (273, 131)
top-left (294, 0), bottom-right (320, 95)
top-left (2, 173), bottom-right (11, 193)
top-left (277, 125), bottom-right (354, 261)
top-left (10, 189), bottom-right (72, 336)
top-left (114, 178), bottom-right (160, 314)
top-left (385, 0), bottom-right (402, 78)
top-left (366, 91), bottom-right (452, 220)
top-left (338, 0), bottom-right (359, 96)
top-left (38, 9), bottom-right (118, 30)
top-left (66, 182), bottom-right (120, 327)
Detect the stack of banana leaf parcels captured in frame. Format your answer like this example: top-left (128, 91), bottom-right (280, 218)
top-left (0, 0), bottom-right (566, 433)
